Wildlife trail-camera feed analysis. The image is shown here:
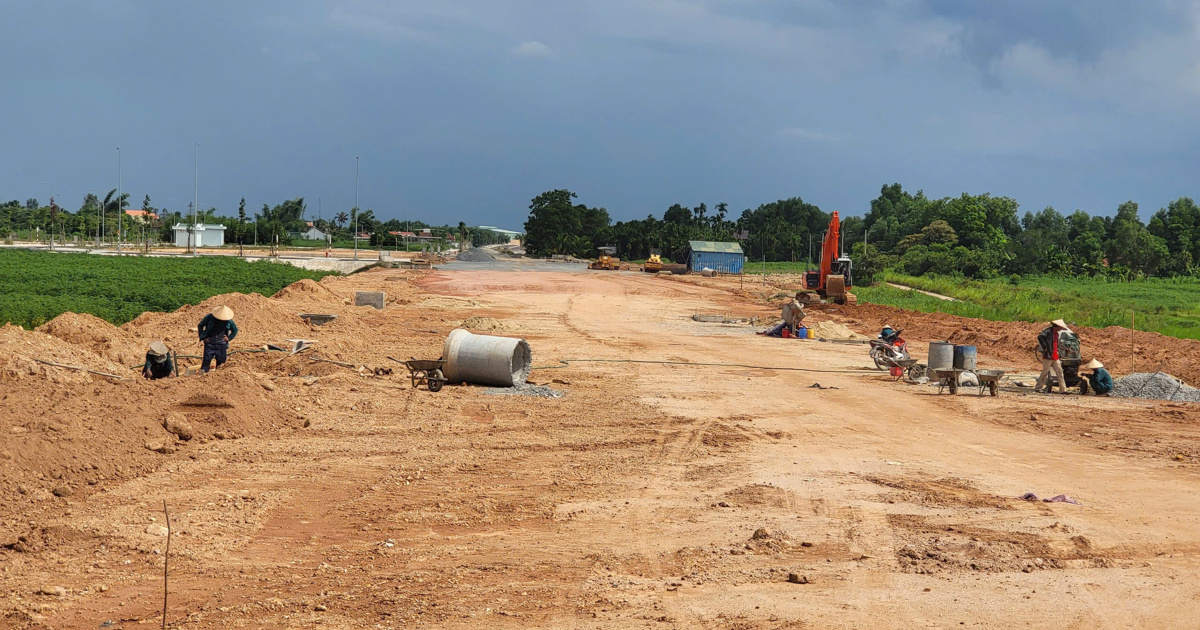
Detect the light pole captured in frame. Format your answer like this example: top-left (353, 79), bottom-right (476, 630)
top-left (354, 156), bottom-right (359, 260)
top-left (117, 147), bottom-right (122, 251)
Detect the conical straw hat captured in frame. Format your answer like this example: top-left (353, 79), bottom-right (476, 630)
top-left (213, 305), bottom-right (234, 321)
top-left (1084, 359), bottom-right (1104, 370)
top-left (1051, 319), bottom-right (1069, 330)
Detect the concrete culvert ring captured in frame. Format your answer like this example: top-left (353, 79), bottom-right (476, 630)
top-left (442, 329), bottom-right (533, 387)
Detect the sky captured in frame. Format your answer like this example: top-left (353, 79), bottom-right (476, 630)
top-left (2, 0), bottom-right (1200, 229)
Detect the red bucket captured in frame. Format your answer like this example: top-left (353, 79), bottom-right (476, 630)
top-left (781, 328), bottom-right (791, 338)
top-left (889, 366), bottom-right (903, 377)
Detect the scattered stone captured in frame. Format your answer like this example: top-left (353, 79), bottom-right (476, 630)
top-left (40, 586), bottom-right (67, 597)
top-left (145, 524), bottom-right (169, 537)
top-left (162, 413), bottom-right (194, 441)
top-left (717, 501), bottom-right (732, 508)
top-left (787, 573), bottom-right (809, 584)
top-left (261, 380), bottom-right (276, 392)
top-left (51, 485), bottom-right (72, 498)
top-left (752, 528), bottom-right (771, 540)
top-left (144, 441), bottom-right (174, 454)
top-left (800, 541), bottom-right (814, 548)
top-left (314, 604), bottom-right (328, 612)
top-left (10, 426), bottom-right (28, 434)
top-left (1112, 372), bottom-right (1200, 402)
top-left (17, 484), bottom-right (29, 495)
top-left (302, 418), bottom-right (312, 428)
top-left (484, 384), bottom-right (564, 399)
top-left (0, 450), bottom-right (11, 460)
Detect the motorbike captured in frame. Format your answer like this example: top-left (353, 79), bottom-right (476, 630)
top-left (869, 328), bottom-right (911, 370)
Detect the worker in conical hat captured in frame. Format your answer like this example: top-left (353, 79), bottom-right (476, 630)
top-left (197, 305), bottom-right (239, 374)
top-left (781, 292), bottom-right (807, 337)
top-left (1082, 358), bottom-right (1112, 396)
top-left (141, 341), bottom-right (176, 380)
top-left (1035, 319), bottom-right (1070, 393)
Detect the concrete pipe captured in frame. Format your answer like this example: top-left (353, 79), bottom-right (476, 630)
top-left (441, 329), bottom-right (532, 387)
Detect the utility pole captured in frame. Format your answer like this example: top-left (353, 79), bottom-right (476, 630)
top-left (193, 143), bottom-right (199, 253)
top-left (354, 156), bottom-right (360, 260)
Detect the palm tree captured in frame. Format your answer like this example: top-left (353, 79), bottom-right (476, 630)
top-left (458, 221), bottom-right (470, 247)
top-left (335, 211), bottom-right (349, 229)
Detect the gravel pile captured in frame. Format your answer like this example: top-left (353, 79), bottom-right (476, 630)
top-left (1111, 372), bottom-right (1200, 402)
top-left (484, 384), bottom-right (565, 399)
top-left (456, 248), bottom-right (496, 262)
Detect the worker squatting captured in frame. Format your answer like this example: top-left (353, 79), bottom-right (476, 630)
top-left (140, 305), bottom-right (239, 380)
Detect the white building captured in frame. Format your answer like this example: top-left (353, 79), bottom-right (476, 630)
top-left (173, 224), bottom-right (226, 248)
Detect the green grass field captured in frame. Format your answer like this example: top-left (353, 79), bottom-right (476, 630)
top-left (742, 261), bottom-right (816, 274)
top-left (859, 271), bottom-right (1200, 340)
top-left (0, 250), bottom-right (333, 329)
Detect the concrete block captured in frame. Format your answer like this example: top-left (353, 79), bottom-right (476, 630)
top-left (355, 291), bottom-right (385, 309)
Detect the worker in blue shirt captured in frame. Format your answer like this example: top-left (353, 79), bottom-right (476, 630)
top-left (1082, 359), bottom-right (1112, 395)
top-left (198, 305), bottom-right (238, 373)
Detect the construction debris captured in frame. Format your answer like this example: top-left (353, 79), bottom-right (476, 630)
top-left (1111, 372), bottom-right (1200, 402)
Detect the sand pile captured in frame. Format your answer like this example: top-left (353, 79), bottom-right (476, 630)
top-left (808, 321), bottom-right (867, 340)
top-left (1112, 373), bottom-right (1200, 402)
top-left (460, 316), bottom-right (514, 332)
top-left (272, 278), bottom-right (336, 301)
top-left (122, 292), bottom-right (313, 348)
top-left (0, 324), bottom-right (130, 383)
top-left (37, 312), bottom-right (144, 365)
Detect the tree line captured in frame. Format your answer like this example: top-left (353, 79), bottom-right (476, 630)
top-left (521, 185), bottom-right (1200, 281)
top-left (0, 193), bottom-right (507, 249)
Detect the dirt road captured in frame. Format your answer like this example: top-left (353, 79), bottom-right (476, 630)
top-left (3, 268), bottom-right (1200, 629)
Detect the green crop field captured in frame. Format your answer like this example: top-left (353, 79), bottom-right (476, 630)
top-left (0, 250), bottom-right (333, 329)
top-left (857, 271), bottom-right (1200, 340)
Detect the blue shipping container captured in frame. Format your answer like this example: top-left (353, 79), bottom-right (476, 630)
top-left (688, 241), bottom-right (745, 274)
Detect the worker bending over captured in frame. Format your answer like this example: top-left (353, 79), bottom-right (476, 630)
top-left (142, 341), bottom-right (176, 380)
top-left (782, 292), bottom-right (807, 336)
top-left (1082, 359), bottom-right (1112, 396)
top-left (198, 305), bottom-right (238, 374)
top-left (1035, 318), bottom-right (1070, 394)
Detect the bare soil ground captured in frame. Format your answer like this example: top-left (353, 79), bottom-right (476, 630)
top-left (3, 268), bottom-right (1200, 629)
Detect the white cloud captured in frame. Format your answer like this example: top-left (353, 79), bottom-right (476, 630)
top-left (511, 40), bottom-right (553, 58)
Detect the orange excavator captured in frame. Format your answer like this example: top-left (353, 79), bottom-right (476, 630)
top-left (800, 211), bottom-right (857, 305)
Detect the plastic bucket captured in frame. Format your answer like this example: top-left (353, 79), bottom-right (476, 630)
top-left (797, 326), bottom-right (807, 339)
top-left (806, 328), bottom-right (815, 339)
top-left (782, 328), bottom-right (791, 338)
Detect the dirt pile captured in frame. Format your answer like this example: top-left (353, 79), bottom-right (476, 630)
top-left (823, 302), bottom-right (1200, 385)
top-left (37, 312), bottom-right (144, 365)
top-left (459, 316), bottom-right (514, 332)
top-left (0, 324), bottom-right (130, 383)
top-left (122, 292), bottom-right (314, 348)
top-left (272, 278), bottom-right (336, 301)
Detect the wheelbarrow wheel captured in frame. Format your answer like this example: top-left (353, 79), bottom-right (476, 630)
top-left (428, 369), bottom-right (445, 392)
top-left (907, 364), bottom-right (927, 381)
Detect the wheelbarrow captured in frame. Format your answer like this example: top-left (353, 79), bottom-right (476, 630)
top-left (931, 367), bottom-right (963, 394)
top-left (883, 357), bottom-right (925, 382)
top-left (390, 356), bottom-right (448, 392)
top-left (974, 369), bottom-right (1005, 397)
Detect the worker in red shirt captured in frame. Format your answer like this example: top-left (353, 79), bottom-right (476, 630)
top-left (1035, 319), bottom-right (1070, 394)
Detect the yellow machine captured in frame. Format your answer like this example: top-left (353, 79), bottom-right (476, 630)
top-left (589, 247), bottom-right (620, 271)
top-left (643, 251), bottom-right (663, 273)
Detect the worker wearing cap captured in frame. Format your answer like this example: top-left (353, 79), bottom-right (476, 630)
top-left (1082, 359), bottom-right (1112, 396)
top-left (1035, 318), bottom-right (1070, 394)
top-left (142, 341), bottom-right (176, 380)
top-left (782, 292), bottom-right (807, 336)
top-left (198, 305), bottom-right (238, 374)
